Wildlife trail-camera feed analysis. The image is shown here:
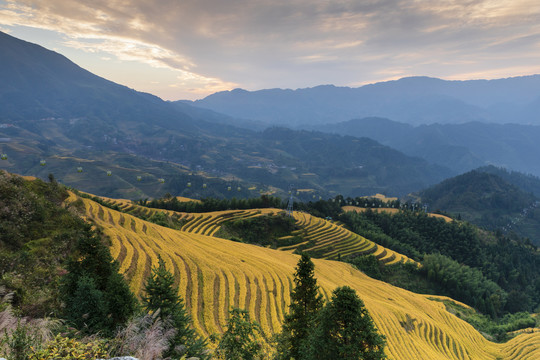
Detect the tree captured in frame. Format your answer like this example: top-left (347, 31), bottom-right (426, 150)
top-left (142, 255), bottom-right (207, 359)
top-left (216, 308), bottom-right (264, 360)
top-left (275, 254), bottom-right (323, 360)
top-left (301, 286), bottom-right (386, 360)
top-left (60, 228), bottom-right (137, 336)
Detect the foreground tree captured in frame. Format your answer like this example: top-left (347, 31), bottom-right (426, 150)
top-left (142, 255), bottom-right (207, 359)
top-left (275, 253), bottom-right (323, 360)
top-left (61, 228), bottom-right (137, 336)
top-left (216, 308), bottom-right (265, 360)
top-left (301, 286), bottom-right (386, 360)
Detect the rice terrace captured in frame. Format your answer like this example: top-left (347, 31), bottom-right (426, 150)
top-left (72, 190), bottom-right (540, 359)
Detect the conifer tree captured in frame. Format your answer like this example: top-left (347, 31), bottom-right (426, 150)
top-left (217, 308), bottom-right (264, 360)
top-left (301, 286), bottom-right (386, 360)
top-left (61, 228), bottom-right (137, 336)
top-left (142, 255), bottom-right (207, 359)
top-left (275, 253), bottom-right (323, 360)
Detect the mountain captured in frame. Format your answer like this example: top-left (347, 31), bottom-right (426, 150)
top-left (315, 117), bottom-right (540, 177)
top-left (478, 165), bottom-right (540, 197)
top-left (0, 31), bottom-right (450, 198)
top-left (188, 76), bottom-right (540, 126)
top-left (416, 169), bottom-right (540, 244)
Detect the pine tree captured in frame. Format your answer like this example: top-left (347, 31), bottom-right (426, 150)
top-left (142, 255), bottom-right (207, 359)
top-left (301, 286), bottom-right (386, 360)
top-left (60, 228), bottom-right (137, 336)
top-left (275, 253), bottom-right (323, 360)
top-left (217, 308), bottom-right (264, 360)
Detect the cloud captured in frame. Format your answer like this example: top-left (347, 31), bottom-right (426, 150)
top-left (2, 0), bottom-right (540, 98)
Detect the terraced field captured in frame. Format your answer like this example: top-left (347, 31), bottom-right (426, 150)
top-left (279, 211), bottom-right (415, 265)
top-left (76, 194), bottom-right (540, 360)
top-left (93, 197), bottom-right (413, 265)
top-left (94, 196), bottom-right (282, 236)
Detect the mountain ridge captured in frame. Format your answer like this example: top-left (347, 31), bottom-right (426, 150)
top-left (0, 30), bottom-right (451, 198)
top-left (314, 117), bottom-right (540, 177)
top-left (187, 75), bottom-right (540, 126)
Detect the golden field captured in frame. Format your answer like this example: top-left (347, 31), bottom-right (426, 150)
top-left (76, 194), bottom-right (540, 360)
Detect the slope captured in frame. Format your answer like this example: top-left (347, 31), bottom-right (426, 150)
top-left (0, 31), bottom-right (451, 198)
top-left (417, 170), bottom-right (540, 244)
top-left (90, 195), bottom-right (414, 264)
top-left (75, 192), bottom-right (540, 360)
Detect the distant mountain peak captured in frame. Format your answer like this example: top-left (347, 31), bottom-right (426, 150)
top-left (192, 74), bottom-right (540, 126)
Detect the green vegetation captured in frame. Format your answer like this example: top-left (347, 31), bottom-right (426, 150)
top-left (0, 172), bottom-right (209, 358)
top-left (339, 209), bottom-right (540, 315)
top-left (0, 171), bottom-right (102, 318)
top-left (417, 169), bottom-right (540, 243)
top-left (348, 252), bottom-right (539, 341)
top-left (60, 220), bottom-right (137, 336)
top-left (215, 213), bottom-right (298, 247)
top-left (301, 286), bottom-right (386, 360)
top-left (142, 255), bottom-right (208, 359)
top-left (274, 254), bottom-right (324, 360)
top-left (274, 255), bottom-right (386, 360)
top-left (142, 195), bottom-right (284, 213)
top-left (215, 308), bottom-right (265, 360)
top-left (431, 299), bottom-right (538, 342)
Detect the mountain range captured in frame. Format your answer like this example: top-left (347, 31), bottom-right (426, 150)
top-left (187, 75), bottom-right (540, 126)
top-left (0, 30), bottom-right (449, 198)
top-left (314, 117), bottom-right (540, 176)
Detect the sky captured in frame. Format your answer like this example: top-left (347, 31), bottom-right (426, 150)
top-left (1, 0), bottom-right (540, 101)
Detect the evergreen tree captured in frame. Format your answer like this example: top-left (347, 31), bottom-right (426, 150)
top-left (301, 286), bottom-right (386, 360)
top-left (65, 275), bottom-right (107, 332)
top-left (142, 255), bottom-right (207, 359)
top-left (275, 254), bottom-right (323, 360)
top-left (217, 308), bottom-right (264, 360)
top-left (60, 228), bottom-right (137, 336)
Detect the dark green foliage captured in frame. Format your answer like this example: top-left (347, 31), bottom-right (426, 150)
top-left (348, 254), bottom-right (384, 280)
top-left (341, 209), bottom-right (481, 265)
top-left (60, 227), bottom-right (137, 336)
top-left (417, 169), bottom-right (540, 243)
top-left (0, 171), bottom-right (105, 317)
top-left (295, 199), bottom-right (343, 219)
top-left (478, 165), bottom-right (540, 198)
top-left (217, 308), bottom-right (264, 360)
top-left (275, 254), bottom-right (323, 360)
top-left (142, 256), bottom-right (207, 359)
top-left (433, 299), bottom-right (537, 342)
top-left (301, 286), bottom-right (386, 360)
top-left (339, 209), bottom-right (540, 315)
top-left (421, 254), bottom-right (507, 318)
top-left (65, 275), bottom-right (108, 332)
top-left (144, 195), bottom-right (284, 213)
top-left (348, 255), bottom-right (438, 295)
top-left (215, 213), bottom-right (297, 247)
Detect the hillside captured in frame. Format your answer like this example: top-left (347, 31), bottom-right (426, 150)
top-left (315, 117), bottom-right (540, 177)
top-left (417, 170), bottom-right (540, 243)
top-left (72, 190), bottom-right (540, 360)
top-left (188, 76), bottom-right (540, 126)
top-left (93, 195), bottom-right (414, 264)
top-left (0, 31), bottom-right (451, 198)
